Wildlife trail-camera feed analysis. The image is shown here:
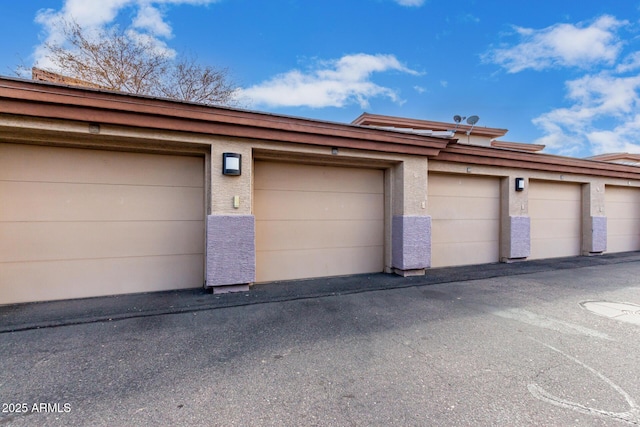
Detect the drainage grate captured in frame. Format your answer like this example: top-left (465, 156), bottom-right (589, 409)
top-left (580, 301), bottom-right (640, 326)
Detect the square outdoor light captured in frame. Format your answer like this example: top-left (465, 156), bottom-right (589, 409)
top-left (222, 153), bottom-right (241, 176)
top-left (515, 177), bottom-right (525, 192)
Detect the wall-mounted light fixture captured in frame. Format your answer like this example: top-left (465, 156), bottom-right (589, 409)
top-left (88, 123), bottom-right (101, 134)
top-left (515, 177), bottom-right (525, 192)
top-left (222, 153), bottom-right (241, 176)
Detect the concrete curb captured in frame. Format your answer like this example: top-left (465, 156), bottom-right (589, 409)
top-left (2, 252), bottom-right (640, 333)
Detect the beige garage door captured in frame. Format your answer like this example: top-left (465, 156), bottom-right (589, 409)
top-left (428, 173), bottom-right (500, 268)
top-left (0, 143), bottom-right (205, 305)
top-left (606, 186), bottom-right (640, 252)
top-left (254, 161), bottom-right (384, 282)
top-left (529, 180), bottom-right (581, 259)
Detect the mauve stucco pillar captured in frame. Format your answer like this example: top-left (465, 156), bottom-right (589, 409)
top-left (392, 215), bottom-right (431, 276)
top-left (206, 214), bottom-right (255, 293)
top-left (586, 216), bottom-right (607, 254)
top-left (500, 177), bottom-right (531, 262)
top-left (504, 216), bottom-right (530, 260)
top-left (582, 182), bottom-right (606, 255)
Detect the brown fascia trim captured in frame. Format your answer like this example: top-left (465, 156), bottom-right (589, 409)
top-left (0, 77), bottom-right (450, 157)
top-left (491, 140), bottom-right (545, 152)
top-left (32, 67), bottom-right (107, 90)
top-left (352, 112), bottom-right (509, 139)
top-left (437, 143), bottom-right (640, 180)
top-left (587, 152), bottom-right (640, 163)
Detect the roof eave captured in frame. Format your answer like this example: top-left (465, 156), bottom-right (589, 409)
top-left (352, 112), bottom-right (509, 138)
top-left (437, 142), bottom-right (640, 179)
top-left (0, 77), bottom-right (451, 157)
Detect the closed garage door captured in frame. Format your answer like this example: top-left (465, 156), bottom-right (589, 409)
top-left (529, 180), bottom-right (581, 259)
top-left (428, 174), bottom-right (500, 268)
top-left (254, 161), bottom-right (384, 282)
top-left (0, 143), bottom-right (205, 305)
top-left (606, 186), bottom-right (640, 252)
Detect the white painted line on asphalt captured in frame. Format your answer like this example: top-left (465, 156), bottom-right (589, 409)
top-left (491, 308), bottom-right (612, 340)
top-left (528, 341), bottom-right (639, 425)
top-left (580, 301), bottom-right (640, 326)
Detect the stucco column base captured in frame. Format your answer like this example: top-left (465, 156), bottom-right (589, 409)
top-left (500, 257), bottom-right (528, 263)
top-left (212, 284), bottom-right (250, 294)
top-left (393, 268), bottom-right (426, 277)
top-left (206, 215), bottom-right (255, 292)
top-left (582, 216), bottom-right (606, 256)
top-left (392, 215), bottom-right (431, 274)
top-left (501, 216), bottom-right (530, 262)
top-left (582, 251), bottom-right (605, 257)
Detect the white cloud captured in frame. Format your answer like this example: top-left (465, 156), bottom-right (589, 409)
top-left (484, 15), bottom-right (627, 73)
top-left (616, 51), bottom-right (640, 73)
top-left (460, 13), bottom-right (479, 24)
top-left (240, 54), bottom-right (420, 109)
top-left (483, 14), bottom-right (640, 156)
top-left (532, 73), bottom-right (640, 155)
top-left (132, 4), bottom-right (173, 38)
top-left (566, 74), bottom-right (640, 115)
top-left (33, 0), bottom-right (220, 67)
top-left (36, 0), bottom-right (133, 29)
top-left (586, 117), bottom-right (640, 154)
top-left (125, 29), bottom-right (176, 59)
top-left (393, 0), bottom-right (425, 6)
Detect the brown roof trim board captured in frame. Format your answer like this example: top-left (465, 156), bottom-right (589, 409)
top-left (32, 67), bottom-right (107, 90)
top-left (2, 77), bottom-right (640, 180)
top-left (587, 152), bottom-right (640, 163)
top-left (352, 112), bottom-right (509, 139)
top-left (491, 140), bottom-right (545, 153)
top-left (0, 77), bottom-right (450, 156)
top-left (438, 142), bottom-right (640, 180)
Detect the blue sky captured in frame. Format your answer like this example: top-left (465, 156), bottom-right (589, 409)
top-left (1, 1), bottom-right (640, 158)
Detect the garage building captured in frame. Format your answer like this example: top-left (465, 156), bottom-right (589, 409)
top-left (2, 78), bottom-right (640, 305)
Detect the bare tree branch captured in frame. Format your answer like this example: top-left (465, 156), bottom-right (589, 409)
top-left (35, 19), bottom-right (240, 106)
top-left (160, 55), bottom-right (240, 106)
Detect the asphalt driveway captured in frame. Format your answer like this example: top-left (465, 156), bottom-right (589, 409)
top-left (1, 253), bottom-right (640, 426)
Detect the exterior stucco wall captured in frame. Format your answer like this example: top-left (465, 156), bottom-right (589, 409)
top-left (392, 157), bottom-right (429, 216)
top-left (6, 104), bottom-right (640, 299)
top-left (390, 157), bottom-right (431, 275)
top-left (210, 142), bottom-right (253, 215)
top-left (204, 146), bottom-right (640, 285)
top-left (500, 177), bottom-right (530, 260)
top-left (206, 138), bottom-right (432, 284)
top-left (453, 133), bottom-right (493, 147)
top-left (204, 141), bottom-right (256, 291)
